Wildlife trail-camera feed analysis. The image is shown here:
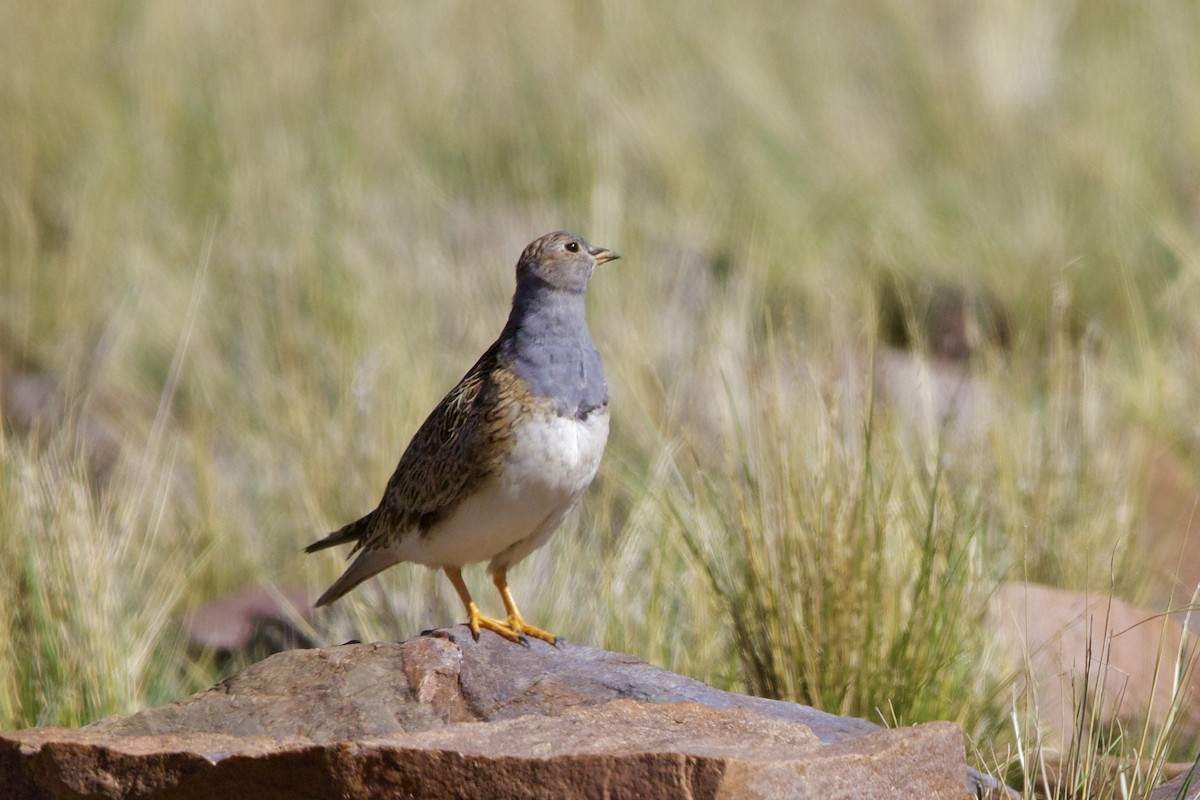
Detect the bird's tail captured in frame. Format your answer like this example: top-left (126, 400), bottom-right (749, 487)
top-left (306, 511), bottom-right (401, 607)
top-left (305, 511), bottom-right (375, 554)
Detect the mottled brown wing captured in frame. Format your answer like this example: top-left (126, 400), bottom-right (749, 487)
top-left (360, 339), bottom-right (521, 551)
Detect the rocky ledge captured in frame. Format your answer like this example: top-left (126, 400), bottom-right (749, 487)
top-left (0, 626), bottom-right (986, 799)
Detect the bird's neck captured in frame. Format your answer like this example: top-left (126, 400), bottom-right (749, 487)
top-left (501, 280), bottom-right (607, 416)
top-left (504, 280), bottom-right (590, 344)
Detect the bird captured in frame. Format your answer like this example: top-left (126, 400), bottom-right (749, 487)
top-left (306, 231), bottom-right (618, 645)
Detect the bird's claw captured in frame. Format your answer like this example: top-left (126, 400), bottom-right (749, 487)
top-left (467, 610), bottom-right (526, 644)
top-left (502, 615), bottom-right (558, 646)
top-left (455, 571), bottom-right (559, 645)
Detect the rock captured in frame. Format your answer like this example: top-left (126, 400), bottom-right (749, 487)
top-left (1038, 756), bottom-right (1200, 800)
top-left (1127, 433), bottom-right (1200, 616)
top-left (0, 626), bottom-right (981, 799)
top-left (989, 581), bottom-right (1200, 751)
top-left (870, 274), bottom-right (1011, 449)
top-left (873, 346), bottom-right (996, 445)
top-left (186, 587), bottom-right (317, 662)
top-left (1151, 766), bottom-right (1200, 800)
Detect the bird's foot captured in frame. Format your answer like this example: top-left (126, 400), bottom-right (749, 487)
top-left (464, 608), bottom-right (558, 646)
top-left (467, 607), bottom-right (526, 644)
top-left (502, 613), bottom-right (558, 646)
top-left (488, 568), bottom-right (559, 645)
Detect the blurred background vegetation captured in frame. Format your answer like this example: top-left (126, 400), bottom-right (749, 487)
top-left (3, 2), bottom-right (1200, 795)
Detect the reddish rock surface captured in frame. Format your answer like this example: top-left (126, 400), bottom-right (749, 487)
top-left (1, 626), bottom-right (980, 799)
top-left (990, 581), bottom-right (1200, 751)
top-left (1151, 767), bottom-right (1200, 800)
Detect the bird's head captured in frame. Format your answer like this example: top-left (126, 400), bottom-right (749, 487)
top-left (515, 231), bottom-right (619, 294)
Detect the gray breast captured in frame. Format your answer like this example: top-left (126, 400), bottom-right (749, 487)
top-left (502, 286), bottom-right (608, 419)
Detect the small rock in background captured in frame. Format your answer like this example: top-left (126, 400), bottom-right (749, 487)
top-left (186, 587), bottom-right (318, 666)
top-left (990, 581), bottom-right (1200, 755)
top-left (873, 346), bottom-right (997, 446)
top-left (870, 273), bottom-right (1012, 448)
top-left (1151, 767), bottom-right (1200, 800)
top-left (1127, 433), bottom-right (1200, 617)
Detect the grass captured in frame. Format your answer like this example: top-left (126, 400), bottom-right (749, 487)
top-left (4, 1), bottom-right (1200, 796)
top-left (667, 339), bottom-right (993, 724)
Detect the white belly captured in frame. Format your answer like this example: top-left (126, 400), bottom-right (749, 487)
top-left (398, 408), bottom-right (609, 571)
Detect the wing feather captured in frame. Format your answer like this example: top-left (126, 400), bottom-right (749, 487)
top-left (361, 339), bottom-right (521, 550)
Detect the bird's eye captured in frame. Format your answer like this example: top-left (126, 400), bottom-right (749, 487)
top-left (565, 241), bottom-right (580, 253)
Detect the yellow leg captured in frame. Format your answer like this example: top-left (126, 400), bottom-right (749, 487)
top-left (493, 567), bottom-right (558, 645)
top-left (443, 567), bottom-right (521, 643)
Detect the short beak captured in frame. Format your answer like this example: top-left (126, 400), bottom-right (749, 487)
top-left (588, 246), bottom-right (620, 265)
